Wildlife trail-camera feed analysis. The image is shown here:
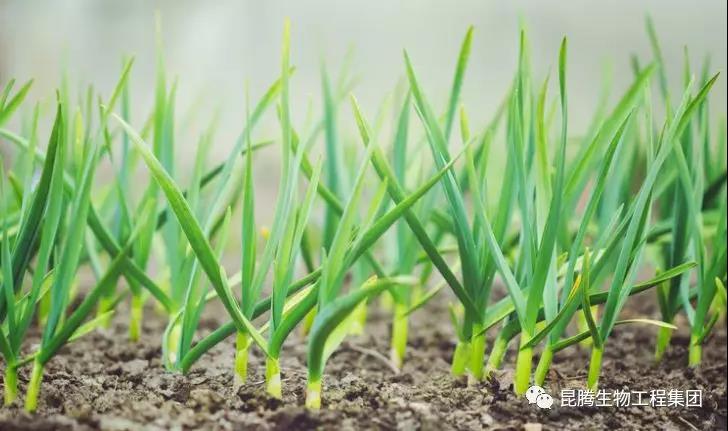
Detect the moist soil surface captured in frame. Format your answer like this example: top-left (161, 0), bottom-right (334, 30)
top-left (0, 294), bottom-right (725, 430)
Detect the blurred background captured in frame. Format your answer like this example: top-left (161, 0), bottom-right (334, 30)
top-left (1, 0), bottom-right (726, 200)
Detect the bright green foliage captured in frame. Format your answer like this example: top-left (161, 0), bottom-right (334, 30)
top-left (0, 15), bottom-right (725, 414)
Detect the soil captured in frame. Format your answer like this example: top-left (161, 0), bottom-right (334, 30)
top-left (0, 292), bottom-right (725, 431)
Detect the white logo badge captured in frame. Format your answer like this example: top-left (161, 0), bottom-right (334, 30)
top-left (526, 385), bottom-right (553, 409)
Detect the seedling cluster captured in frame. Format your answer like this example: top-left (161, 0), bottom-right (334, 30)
top-left (1, 18), bottom-right (726, 412)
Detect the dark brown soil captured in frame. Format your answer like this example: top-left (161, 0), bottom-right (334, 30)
top-left (1, 294), bottom-right (725, 430)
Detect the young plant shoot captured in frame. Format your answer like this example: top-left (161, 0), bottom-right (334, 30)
top-left (0, 15), bottom-right (725, 419)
